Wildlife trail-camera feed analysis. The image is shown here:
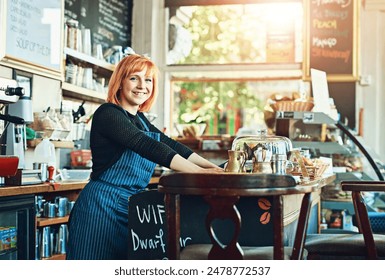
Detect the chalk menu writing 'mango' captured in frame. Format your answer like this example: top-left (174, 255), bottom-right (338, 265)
top-left (307, 0), bottom-right (357, 79)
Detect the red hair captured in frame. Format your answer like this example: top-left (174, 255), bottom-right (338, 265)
top-left (106, 54), bottom-right (159, 112)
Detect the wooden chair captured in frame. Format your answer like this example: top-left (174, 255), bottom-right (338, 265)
top-left (305, 180), bottom-right (385, 260)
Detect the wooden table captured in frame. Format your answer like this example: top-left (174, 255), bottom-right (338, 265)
top-left (158, 173), bottom-right (335, 260)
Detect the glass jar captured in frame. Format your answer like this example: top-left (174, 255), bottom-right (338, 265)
top-left (230, 129), bottom-right (293, 173)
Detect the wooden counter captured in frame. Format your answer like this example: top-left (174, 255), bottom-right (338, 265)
top-left (0, 176), bottom-right (160, 198)
top-left (0, 181), bottom-right (87, 197)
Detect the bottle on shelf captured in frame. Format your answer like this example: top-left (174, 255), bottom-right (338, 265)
top-left (33, 138), bottom-right (56, 176)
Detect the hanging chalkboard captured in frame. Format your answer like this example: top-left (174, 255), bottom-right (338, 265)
top-left (127, 190), bottom-right (278, 260)
top-left (304, 0), bottom-right (359, 81)
top-left (64, 0), bottom-right (132, 51)
top-left (127, 190), bottom-right (210, 260)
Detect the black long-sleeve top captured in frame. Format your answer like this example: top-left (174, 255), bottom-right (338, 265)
top-left (89, 103), bottom-right (193, 180)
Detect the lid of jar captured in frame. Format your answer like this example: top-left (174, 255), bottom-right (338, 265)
top-left (231, 129), bottom-right (292, 160)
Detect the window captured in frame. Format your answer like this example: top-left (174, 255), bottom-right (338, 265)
top-left (168, 3), bottom-right (303, 65)
top-left (166, 1), bottom-right (305, 137)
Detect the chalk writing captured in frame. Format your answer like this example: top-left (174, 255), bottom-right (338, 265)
top-left (312, 37), bottom-right (337, 48)
top-left (64, 0), bottom-right (131, 50)
top-left (312, 19), bottom-right (337, 29)
top-left (311, 48), bottom-right (351, 63)
top-left (131, 228), bottom-right (166, 253)
top-left (136, 204), bottom-right (165, 225)
top-left (324, 9), bottom-right (349, 20)
top-left (312, 0), bottom-right (352, 8)
top-left (306, 0), bottom-right (356, 77)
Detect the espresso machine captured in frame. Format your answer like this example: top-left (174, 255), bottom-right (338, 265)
top-left (1, 75), bottom-right (47, 185)
top-left (0, 77), bottom-right (24, 183)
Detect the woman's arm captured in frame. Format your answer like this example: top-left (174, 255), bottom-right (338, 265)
top-left (140, 113), bottom-right (223, 172)
top-left (186, 153), bottom-right (222, 169)
top-left (169, 154), bottom-right (223, 173)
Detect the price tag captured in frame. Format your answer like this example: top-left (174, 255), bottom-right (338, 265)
top-left (303, 112), bottom-right (315, 123)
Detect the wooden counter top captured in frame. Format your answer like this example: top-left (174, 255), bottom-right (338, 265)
top-left (0, 181), bottom-right (87, 197)
top-left (0, 176), bottom-right (161, 197)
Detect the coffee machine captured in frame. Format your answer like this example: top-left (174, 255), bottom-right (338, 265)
top-left (5, 73), bottom-right (34, 169)
top-left (1, 75), bottom-right (48, 186)
top-left (0, 75), bottom-right (32, 163)
top-left (0, 77), bottom-right (25, 184)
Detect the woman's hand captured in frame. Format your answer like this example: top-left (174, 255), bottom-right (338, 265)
top-left (170, 154), bottom-right (224, 173)
top-left (200, 167), bottom-right (224, 173)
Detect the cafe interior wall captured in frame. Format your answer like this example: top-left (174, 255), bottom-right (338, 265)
top-left (1, 0), bottom-right (384, 169)
top-left (356, 1), bottom-right (385, 163)
top-left (132, 0), bottom-right (385, 163)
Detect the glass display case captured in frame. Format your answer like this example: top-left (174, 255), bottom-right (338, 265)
top-left (275, 111), bottom-right (385, 233)
top-left (0, 194), bottom-right (35, 260)
top-left (275, 111), bottom-right (384, 181)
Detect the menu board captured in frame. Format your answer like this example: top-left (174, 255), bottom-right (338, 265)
top-left (127, 190), bottom-right (211, 260)
top-left (64, 0), bottom-right (132, 51)
top-left (304, 0), bottom-right (359, 81)
top-left (127, 190), bottom-right (275, 260)
top-left (0, 0), bottom-right (63, 77)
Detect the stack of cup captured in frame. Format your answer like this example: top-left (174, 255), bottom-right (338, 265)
top-left (82, 29), bottom-right (92, 56)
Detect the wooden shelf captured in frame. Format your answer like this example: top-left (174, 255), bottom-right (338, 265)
top-left (64, 47), bottom-right (115, 73)
top-left (63, 47), bottom-right (113, 104)
top-left (62, 82), bottom-right (106, 104)
top-left (27, 139), bottom-right (74, 149)
top-left (37, 215), bottom-right (69, 227)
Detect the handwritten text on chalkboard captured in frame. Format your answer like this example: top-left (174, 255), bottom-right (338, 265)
top-left (305, 0), bottom-right (358, 80)
top-left (64, 0), bottom-right (132, 50)
top-left (130, 202), bottom-right (192, 257)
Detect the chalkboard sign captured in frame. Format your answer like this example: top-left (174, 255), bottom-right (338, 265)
top-left (127, 190), bottom-right (279, 260)
top-left (64, 0), bottom-right (132, 51)
top-left (304, 0), bottom-right (359, 81)
top-left (0, 0), bottom-right (63, 78)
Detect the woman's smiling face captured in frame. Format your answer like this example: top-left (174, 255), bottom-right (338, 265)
top-left (119, 68), bottom-right (154, 114)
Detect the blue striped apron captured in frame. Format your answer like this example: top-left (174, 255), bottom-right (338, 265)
top-left (66, 117), bottom-right (159, 260)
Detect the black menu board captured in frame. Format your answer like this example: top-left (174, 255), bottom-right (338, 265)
top-left (64, 0), bottom-right (132, 50)
top-left (304, 0), bottom-right (359, 81)
top-left (127, 190), bottom-right (275, 260)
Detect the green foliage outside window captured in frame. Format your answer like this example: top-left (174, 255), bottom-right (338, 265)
top-left (171, 4), bottom-right (302, 135)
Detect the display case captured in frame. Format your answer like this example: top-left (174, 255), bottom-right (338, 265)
top-left (275, 111), bottom-right (384, 181)
top-left (0, 182), bottom-right (86, 260)
top-left (0, 194), bottom-right (35, 260)
top-left (275, 111), bottom-right (385, 232)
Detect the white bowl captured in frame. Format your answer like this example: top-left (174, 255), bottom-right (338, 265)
top-left (59, 168), bottom-right (91, 182)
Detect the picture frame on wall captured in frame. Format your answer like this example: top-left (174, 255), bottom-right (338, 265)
top-left (0, 0), bottom-right (64, 80)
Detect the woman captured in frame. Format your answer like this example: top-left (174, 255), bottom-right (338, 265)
top-left (66, 54), bottom-right (223, 260)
